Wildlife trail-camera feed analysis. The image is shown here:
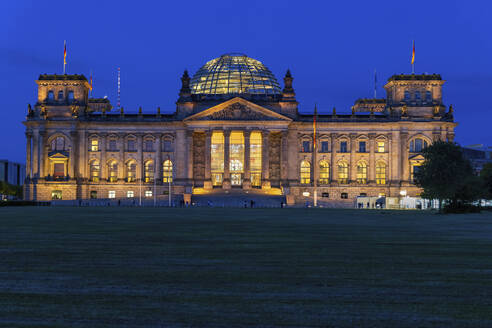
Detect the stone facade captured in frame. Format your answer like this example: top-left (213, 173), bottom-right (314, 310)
top-left (23, 55), bottom-right (457, 205)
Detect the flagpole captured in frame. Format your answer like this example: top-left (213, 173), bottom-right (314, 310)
top-left (374, 69), bottom-right (377, 98)
top-left (411, 40), bottom-right (415, 74)
top-left (313, 104), bottom-right (318, 208)
top-left (63, 40), bottom-right (66, 74)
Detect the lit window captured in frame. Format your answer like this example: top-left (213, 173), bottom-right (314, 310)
top-left (144, 160), bottom-right (154, 183)
top-left (319, 160), bottom-right (329, 184)
top-left (211, 131), bottom-right (224, 186)
top-left (127, 190), bottom-right (134, 198)
top-left (108, 161), bottom-right (118, 182)
top-left (376, 162), bottom-right (387, 185)
top-left (108, 191), bottom-right (116, 199)
top-left (90, 160), bottom-right (100, 182)
top-left (126, 161), bottom-right (136, 182)
top-left (377, 141), bottom-right (385, 153)
top-left (338, 162), bottom-right (348, 184)
top-left (91, 139), bottom-right (99, 151)
top-left (53, 163), bottom-right (65, 178)
top-left (321, 141), bottom-right (329, 153)
top-left (359, 141), bottom-right (366, 153)
top-left (340, 141), bottom-right (348, 153)
top-left (250, 131), bottom-right (262, 188)
top-left (145, 190), bottom-right (152, 197)
top-left (302, 140), bottom-right (310, 153)
top-left (356, 162), bottom-right (367, 184)
top-left (51, 190), bottom-right (62, 200)
top-left (163, 160), bottom-right (173, 183)
top-left (300, 160), bottom-right (311, 184)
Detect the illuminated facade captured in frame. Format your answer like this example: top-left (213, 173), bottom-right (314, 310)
top-left (23, 53), bottom-right (457, 205)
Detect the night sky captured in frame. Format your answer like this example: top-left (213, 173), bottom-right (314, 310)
top-left (2, 0), bottom-right (491, 162)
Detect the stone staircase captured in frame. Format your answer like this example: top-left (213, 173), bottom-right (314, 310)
top-left (191, 189), bottom-right (286, 208)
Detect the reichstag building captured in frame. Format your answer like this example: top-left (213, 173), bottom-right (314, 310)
top-left (23, 53), bottom-right (457, 205)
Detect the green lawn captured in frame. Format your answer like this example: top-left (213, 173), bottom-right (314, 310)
top-left (1, 207), bottom-right (492, 327)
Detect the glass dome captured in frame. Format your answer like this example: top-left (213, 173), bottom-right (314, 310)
top-left (190, 53), bottom-right (281, 96)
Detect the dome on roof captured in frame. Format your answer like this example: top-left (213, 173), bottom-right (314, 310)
top-left (190, 53), bottom-right (281, 96)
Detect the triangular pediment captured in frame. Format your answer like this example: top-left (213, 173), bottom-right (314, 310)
top-left (48, 150), bottom-right (69, 159)
top-left (409, 153), bottom-right (425, 161)
top-left (184, 97), bottom-right (292, 122)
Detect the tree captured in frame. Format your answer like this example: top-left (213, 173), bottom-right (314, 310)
top-left (480, 163), bottom-right (492, 200)
top-left (414, 141), bottom-right (476, 212)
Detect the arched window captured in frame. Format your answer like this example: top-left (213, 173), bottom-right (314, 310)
top-left (376, 161), bottom-right (387, 185)
top-left (127, 137), bottom-right (136, 151)
top-left (426, 91), bottom-right (432, 101)
top-left (126, 160), bottom-right (136, 182)
top-left (319, 160), bottom-right (329, 184)
top-left (58, 90), bottom-right (64, 100)
top-left (163, 160), bottom-right (173, 183)
top-left (108, 160), bottom-right (118, 182)
top-left (356, 162), bottom-right (367, 184)
top-left (51, 136), bottom-right (65, 151)
top-left (144, 160), bottom-right (154, 183)
top-left (410, 138), bottom-right (429, 152)
top-left (300, 160), bottom-right (311, 184)
top-left (338, 162), bottom-right (348, 184)
top-left (47, 91), bottom-right (54, 100)
top-left (404, 91), bottom-right (410, 101)
top-left (68, 91), bottom-right (74, 102)
top-left (90, 160), bottom-right (100, 182)
top-left (415, 91), bottom-right (421, 101)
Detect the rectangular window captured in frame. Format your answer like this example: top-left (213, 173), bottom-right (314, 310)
top-left (302, 141), bottom-right (310, 153)
top-left (109, 139), bottom-right (117, 151)
top-left (90, 190), bottom-right (97, 199)
top-left (53, 163), bottom-right (64, 177)
top-left (127, 139), bottom-right (136, 151)
top-left (321, 141), bottom-right (329, 153)
top-left (341, 192), bottom-right (348, 199)
top-left (127, 190), bottom-right (134, 198)
top-left (340, 141), bottom-right (347, 153)
top-left (377, 141), bottom-right (385, 153)
top-left (91, 139), bottom-right (99, 151)
top-left (250, 132), bottom-right (262, 187)
top-left (211, 132), bottom-right (224, 186)
top-left (163, 140), bottom-right (172, 152)
top-left (322, 192), bottom-right (329, 198)
top-left (359, 141), bottom-right (366, 153)
top-left (108, 191), bottom-right (116, 199)
top-left (145, 190), bottom-right (152, 197)
top-left (144, 140), bottom-right (154, 152)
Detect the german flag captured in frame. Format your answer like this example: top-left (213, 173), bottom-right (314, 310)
top-left (411, 40), bottom-right (415, 65)
top-left (63, 41), bottom-right (67, 66)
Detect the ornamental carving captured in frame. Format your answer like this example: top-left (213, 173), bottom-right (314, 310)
top-left (200, 103), bottom-right (277, 121)
top-left (193, 132), bottom-right (205, 181)
top-left (269, 132), bottom-right (281, 182)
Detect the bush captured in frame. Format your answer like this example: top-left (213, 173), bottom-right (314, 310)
top-left (443, 203), bottom-right (481, 214)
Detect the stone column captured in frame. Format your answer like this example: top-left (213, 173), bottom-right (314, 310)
top-left (223, 130), bottom-right (231, 189)
top-left (330, 133), bottom-right (337, 182)
top-left (39, 130), bottom-right (46, 178)
top-left (25, 132), bottom-right (32, 179)
top-left (243, 130), bottom-right (251, 190)
top-left (280, 130), bottom-right (288, 185)
top-left (100, 134), bottom-right (107, 181)
top-left (287, 130), bottom-right (298, 184)
top-left (78, 130), bottom-right (86, 180)
top-left (387, 133), bottom-right (393, 184)
top-left (118, 133), bottom-right (125, 180)
top-left (69, 131), bottom-right (77, 179)
top-left (186, 130), bottom-right (194, 182)
top-left (391, 131), bottom-right (400, 183)
top-left (175, 129), bottom-right (186, 183)
top-left (32, 130), bottom-right (39, 178)
top-left (155, 134), bottom-right (162, 183)
top-left (368, 133), bottom-right (376, 183)
top-left (401, 132), bottom-right (409, 182)
top-left (204, 130), bottom-right (212, 189)
top-left (137, 134), bottom-right (143, 181)
top-left (349, 133), bottom-right (357, 183)
top-left (261, 130), bottom-right (270, 189)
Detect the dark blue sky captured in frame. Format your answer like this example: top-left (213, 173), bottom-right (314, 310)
top-left (2, 0), bottom-right (491, 162)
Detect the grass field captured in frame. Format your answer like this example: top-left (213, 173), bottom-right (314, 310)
top-left (1, 207), bottom-right (492, 327)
